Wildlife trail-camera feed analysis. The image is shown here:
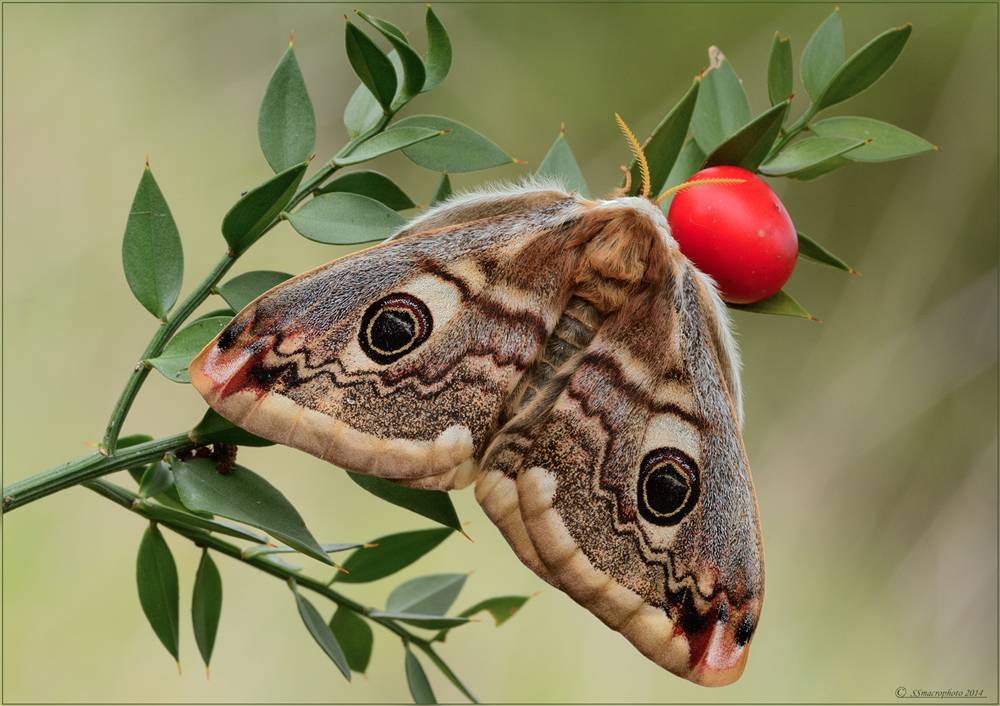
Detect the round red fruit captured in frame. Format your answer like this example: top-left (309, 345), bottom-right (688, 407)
top-left (666, 165), bottom-right (798, 305)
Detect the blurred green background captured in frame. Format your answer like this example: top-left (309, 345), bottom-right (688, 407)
top-left (3, 3), bottom-right (996, 703)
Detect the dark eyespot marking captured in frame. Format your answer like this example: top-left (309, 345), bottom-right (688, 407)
top-left (359, 293), bottom-right (433, 365)
top-left (637, 447), bottom-right (700, 526)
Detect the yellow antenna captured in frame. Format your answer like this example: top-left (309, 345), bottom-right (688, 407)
top-left (653, 177), bottom-right (746, 206)
top-left (615, 113), bottom-right (650, 198)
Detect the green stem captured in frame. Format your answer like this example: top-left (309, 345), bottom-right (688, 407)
top-left (3, 432), bottom-right (195, 513)
top-left (82, 478), bottom-right (478, 702)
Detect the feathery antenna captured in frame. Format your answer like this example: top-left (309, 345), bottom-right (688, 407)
top-left (653, 177), bottom-right (746, 206)
top-left (615, 113), bottom-right (650, 198)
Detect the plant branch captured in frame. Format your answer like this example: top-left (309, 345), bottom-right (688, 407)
top-left (82, 477), bottom-right (478, 703)
top-left (3, 432), bottom-right (196, 513)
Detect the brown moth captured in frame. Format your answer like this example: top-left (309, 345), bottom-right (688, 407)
top-left (190, 136), bottom-right (764, 686)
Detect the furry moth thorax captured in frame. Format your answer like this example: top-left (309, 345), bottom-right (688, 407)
top-left (191, 179), bottom-right (763, 687)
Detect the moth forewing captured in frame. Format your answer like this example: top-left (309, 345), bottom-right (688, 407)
top-left (190, 183), bottom-right (590, 489)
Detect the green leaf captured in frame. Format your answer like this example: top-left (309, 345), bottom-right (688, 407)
top-left (134, 498), bottom-right (268, 544)
top-left (809, 116), bottom-right (937, 162)
top-left (536, 128), bottom-right (589, 198)
top-left (344, 83), bottom-right (383, 140)
top-left (221, 160), bottom-right (309, 253)
top-left (430, 172), bottom-right (452, 207)
top-left (405, 648), bottom-right (436, 704)
top-left (814, 24), bottom-right (913, 112)
top-left (728, 289), bottom-right (816, 319)
top-left (368, 611), bottom-right (471, 630)
top-left (797, 231), bottom-right (856, 273)
top-left (189, 408), bottom-right (277, 448)
top-left (146, 316), bottom-right (230, 384)
top-left (285, 192), bottom-right (407, 245)
top-left (344, 18), bottom-right (395, 112)
top-left (192, 549), bottom-right (223, 670)
top-left (357, 11), bottom-right (425, 111)
top-left (119, 434), bottom-right (154, 449)
top-left (355, 12), bottom-right (408, 43)
top-left (691, 47), bottom-right (752, 155)
top-left (789, 154), bottom-right (853, 182)
top-left (433, 594), bottom-right (531, 641)
top-left (136, 489), bottom-right (204, 523)
top-left (170, 456), bottom-right (335, 567)
top-left (703, 98), bottom-right (790, 172)
top-left (387, 574), bottom-right (466, 616)
top-left (758, 136), bottom-right (867, 176)
top-left (335, 127), bottom-right (444, 167)
top-left (801, 8), bottom-right (843, 100)
top-left (458, 595), bottom-right (530, 626)
top-left (258, 41), bottom-right (316, 173)
top-left (659, 139), bottom-right (707, 207)
top-left (193, 307), bottom-right (237, 323)
top-left (316, 170), bottom-right (416, 211)
top-left (422, 6), bottom-right (452, 92)
top-left (243, 542), bottom-right (365, 559)
top-left (136, 523), bottom-right (180, 662)
top-left (129, 463), bottom-right (149, 487)
top-left (393, 115), bottom-right (516, 173)
top-left (215, 270), bottom-right (292, 312)
top-left (139, 460), bottom-right (174, 498)
top-left (150, 485), bottom-right (193, 517)
top-left (122, 165), bottom-right (184, 322)
top-left (346, 471), bottom-right (463, 532)
top-left (291, 581), bottom-right (351, 680)
top-left (625, 77), bottom-right (699, 198)
top-left (333, 527), bottom-right (453, 584)
top-left (330, 607), bottom-right (373, 673)
top-left (767, 32), bottom-right (793, 106)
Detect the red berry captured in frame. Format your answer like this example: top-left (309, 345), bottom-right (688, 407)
top-left (666, 165), bottom-right (798, 305)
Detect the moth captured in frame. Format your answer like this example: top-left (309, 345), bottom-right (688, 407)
top-left (191, 126), bottom-right (764, 687)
